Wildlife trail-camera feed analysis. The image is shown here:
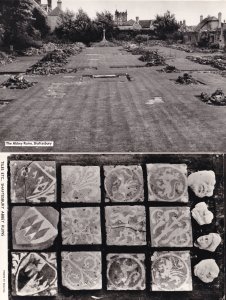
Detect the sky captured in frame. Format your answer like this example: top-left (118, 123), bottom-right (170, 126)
top-left (50, 0), bottom-right (226, 25)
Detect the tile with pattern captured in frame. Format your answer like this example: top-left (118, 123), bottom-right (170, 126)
top-left (11, 252), bottom-right (57, 296)
top-left (107, 253), bottom-right (145, 290)
top-left (147, 164), bottom-right (188, 202)
top-left (104, 165), bottom-right (144, 202)
top-left (61, 207), bottom-right (101, 245)
top-left (151, 251), bottom-right (193, 291)
top-left (12, 206), bottom-right (58, 250)
top-left (105, 206), bottom-right (146, 245)
top-left (10, 161), bottom-right (56, 203)
top-left (149, 207), bottom-right (193, 247)
top-left (61, 252), bottom-right (102, 290)
top-left (61, 166), bottom-right (101, 203)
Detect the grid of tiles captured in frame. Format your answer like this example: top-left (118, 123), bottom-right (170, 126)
top-left (9, 160), bottom-right (221, 297)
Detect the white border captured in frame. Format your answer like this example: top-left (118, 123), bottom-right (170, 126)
top-left (0, 153), bottom-right (8, 300)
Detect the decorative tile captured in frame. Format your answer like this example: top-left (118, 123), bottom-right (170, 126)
top-left (104, 165), bottom-right (144, 202)
top-left (61, 166), bottom-right (101, 203)
top-left (11, 252), bottom-right (57, 296)
top-left (61, 207), bottom-right (101, 245)
top-left (107, 253), bottom-right (145, 290)
top-left (151, 251), bottom-right (193, 291)
top-left (61, 252), bottom-right (102, 290)
top-left (105, 206), bottom-right (146, 245)
top-left (12, 207), bottom-right (58, 250)
top-left (149, 207), bottom-right (193, 247)
top-left (147, 164), bottom-right (188, 202)
top-left (10, 161), bottom-right (56, 203)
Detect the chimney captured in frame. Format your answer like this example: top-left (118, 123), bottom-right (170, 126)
top-left (218, 12), bottom-right (222, 28)
top-left (136, 16), bottom-right (139, 23)
top-left (200, 15), bottom-right (203, 22)
top-left (180, 21), bottom-right (182, 25)
top-left (57, 0), bottom-right (62, 10)
top-left (183, 20), bottom-right (186, 26)
top-left (48, 0), bottom-right (52, 9)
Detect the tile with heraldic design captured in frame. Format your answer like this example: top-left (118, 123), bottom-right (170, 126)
top-left (10, 161), bottom-right (56, 203)
top-left (147, 164), bottom-right (188, 202)
top-left (61, 166), bottom-right (101, 203)
top-left (12, 207), bottom-right (58, 250)
top-left (11, 252), bottom-right (57, 296)
top-left (151, 251), bottom-right (193, 291)
top-left (105, 206), bottom-right (146, 245)
top-left (61, 252), bottom-right (102, 290)
top-left (104, 165), bottom-right (144, 202)
top-left (61, 207), bottom-right (101, 245)
top-left (107, 253), bottom-right (145, 290)
top-left (149, 207), bottom-right (193, 247)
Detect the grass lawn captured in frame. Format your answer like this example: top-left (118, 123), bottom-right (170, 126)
top-left (0, 46), bottom-right (226, 152)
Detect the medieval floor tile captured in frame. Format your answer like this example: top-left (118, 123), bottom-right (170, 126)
top-left (12, 206), bottom-right (59, 250)
top-left (105, 206), bottom-right (146, 245)
top-left (147, 164), bottom-right (188, 202)
top-left (61, 166), bottom-right (101, 203)
top-left (10, 161), bottom-right (56, 203)
top-left (104, 165), bottom-right (144, 202)
top-left (61, 207), bottom-right (101, 245)
top-left (149, 207), bottom-right (193, 247)
top-left (107, 253), bottom-right (145, 290)
top-left (151, 251), bottom-right (193, 291)
top-left (61, 252), bottom-right (102, 290)
top-left (11, 252), bottom-right (58, 296)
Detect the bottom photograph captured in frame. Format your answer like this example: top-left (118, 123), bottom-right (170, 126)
top-left (7, 153), bottom-right (225, 300)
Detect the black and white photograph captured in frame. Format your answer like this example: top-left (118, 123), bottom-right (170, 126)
top-left (0, 1), bottom-right (226, 152)
top-left (2, 153), bottom-right (225, 299)
top-left (0, 0), bottom-right (226, 299)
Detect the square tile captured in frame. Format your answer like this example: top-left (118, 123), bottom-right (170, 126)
top-left (107, 253), bottom-right (145, 290)
top-left (10, 161), bottom-right (56, 203)
top-left (61, 166), bottom-right (101, 203)
top-left (12, 206), bottom-right (59, 250)
top-left (61, 207), bottom-right (101, 245)
top-left (151, 251), bottom-right (193, 291)
top-left (147, 164), bottom-right (188, 202)
top-left (104, 165), bottom-right (144, 202)
top-left (105, 206), bottom-right (146, 245)
top-left (149, 207), bottom-right (193, 247)
top-left (61, 252), bottom-right (102, 290)
top-left (11, 252), bottom-right (57, 296)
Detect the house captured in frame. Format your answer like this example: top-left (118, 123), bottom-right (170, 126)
top-left (114, 11), bottom-right (154, 31)
top-left (34, 0), bottom-right (63, 31)
top-left (48, 0), bottom-right (63, 31)
top-left (182, 12), bottom-right (226, 49)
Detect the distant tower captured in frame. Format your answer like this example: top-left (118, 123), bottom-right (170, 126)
top-left (115, 10), bottom-right (127, 25)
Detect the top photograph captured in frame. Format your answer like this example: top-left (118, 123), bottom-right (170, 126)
top-left (0, 0), bottom-right (226, 152)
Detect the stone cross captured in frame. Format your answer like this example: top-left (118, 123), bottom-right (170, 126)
top-left (102, 29), bottom-right (106, 41)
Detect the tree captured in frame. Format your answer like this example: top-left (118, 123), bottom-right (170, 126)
top-left (0, 0), bottom-right (45, 48)
top-left (55, 8), bottom-right (98, 44)
top-left (33, 7), bottom-right (50, 38)
top-left (95, 11), bottom-right (114, 40)
top-left (153, 11), bottom-right (180, 40)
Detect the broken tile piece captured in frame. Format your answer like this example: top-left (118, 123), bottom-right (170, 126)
top-left (61, 252), bottom-right (102, 290)
top-left (147, 164), bottom-right (188, 202)
top-left (150, 207), bottom-right (193, 247)
top-left (151, 251), bottom-right (193, 291)
top-left (11, 252), bottom-right (57, 296)
top-left (12, 206), bottom-right (59, 250)
top-left (107, 253), bottom-right (145, 290)
top-left (104, 165), bottom-right (144, 202)
top-left (61, 166), bottom-right (101, 203)
top-left (61, 207), bottom-right (101, 245)
top-left (10, 161), bottom-right (56, 203)
top-left (105, 206), bottom-right (146, 245)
